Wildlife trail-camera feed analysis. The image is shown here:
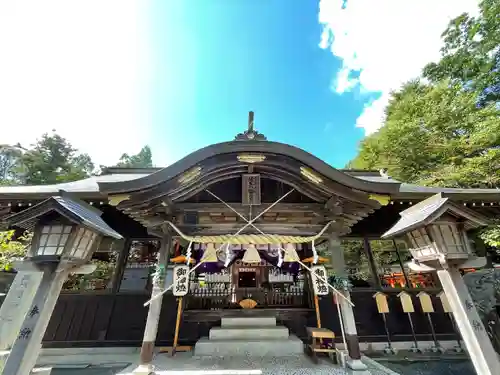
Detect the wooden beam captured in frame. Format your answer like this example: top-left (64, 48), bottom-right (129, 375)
top-left (174, 203), bottom-right (324, 213)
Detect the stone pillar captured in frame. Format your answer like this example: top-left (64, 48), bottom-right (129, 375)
top-left (329, 233), bottom-right (367, 371)
top-left (135, 234), bottom-right (172, 374)
top-left (0, 271), bottom-right (43, 351)
top-left (1, 263), bottom-right (68, 375)
top-left (437, 266), bottom-right (500, 375)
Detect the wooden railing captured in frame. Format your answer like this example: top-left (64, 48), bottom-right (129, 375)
top-left (185, 287), bottom-right (309, 310)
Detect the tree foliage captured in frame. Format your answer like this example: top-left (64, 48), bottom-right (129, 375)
top-left (0, 230), bottom-right (31, 271)
top-left (423, 0), bottom-right (500, 107)
top-left (113, 145), bottom-right (153, 168)
top-left (0, 144), bottom-right (23, 185)
top-left (6, 132), bottom-right (95, 185)
top-left (350, 80), bottom-right (500, 188)
top-left (0, 132), bottom-right (154, 186)
top-left (350, 0), bottom-right (500, 248)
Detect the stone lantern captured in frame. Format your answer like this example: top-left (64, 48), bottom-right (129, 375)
top-left (382, 193), bottom-right (499, 375)
top-left (0, 194), bottom-right (122, 375)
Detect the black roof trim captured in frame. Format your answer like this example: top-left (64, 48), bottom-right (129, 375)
top-left (3, 195), bottom-right (122, 239)
top-left (98, 141), bottom-right (402, 195)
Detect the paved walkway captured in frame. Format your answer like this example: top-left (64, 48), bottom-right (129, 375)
top-left (117, 353), bottom-right (394, 375)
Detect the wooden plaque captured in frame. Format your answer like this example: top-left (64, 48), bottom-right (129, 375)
top-left (397, 291), bottom-right (415, 313)
top-left (417, 291), bottom-right (434, 313)
top-left (242, 174), bottom-right (261, 206)
top-left (373, 292), bottom-right (389, 314)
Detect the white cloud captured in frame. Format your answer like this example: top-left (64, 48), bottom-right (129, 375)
top-left (0, 1), bottom-right (153, 167)
top-left (319, 0), bottom-right (480, 135)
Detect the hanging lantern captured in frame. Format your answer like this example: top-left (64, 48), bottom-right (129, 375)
top-left (242, 244), bottom-right (261, 264)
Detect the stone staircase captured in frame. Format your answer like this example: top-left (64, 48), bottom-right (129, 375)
top-left (194, 314), bottom-right (304, 357)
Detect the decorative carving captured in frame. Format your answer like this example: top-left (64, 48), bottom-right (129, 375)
top-left (234, 111), bottom-right (267, 141)
top-left (300, 167), bottom-right (323, 184)
top-left (108, 194), bottom-right (130, 207)
top-left (368, 194), bottom-right (391, 206)
top-left (239, 298), bottom-right (257, 309)
top-left (178, 167), bottom-right (202, 185)
top-left (242, 174), bottom-right (261, 206)
top-left (237, 154), bottom-right (266, 163)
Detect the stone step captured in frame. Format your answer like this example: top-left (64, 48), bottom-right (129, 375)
top-left (194, 335), bottom-right (304, 357)
top-left (221, 316), bottom-right (276, 327)
top-left (209, 326), bottom-right (289, 340)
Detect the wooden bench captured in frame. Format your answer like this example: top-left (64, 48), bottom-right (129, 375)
top-left (305, 327), bottom-right (337, 364)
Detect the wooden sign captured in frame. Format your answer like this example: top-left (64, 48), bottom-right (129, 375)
top-left (437, 291), bottom-right (452, 313)
top-left (397, 291), bottom-right (415, 313)
top-left (242, 174), bottom-right (261, 206)
top-left (311, 265), bottom-right (329, 296)
top-left (417, 291), bottom-right (434, 313)
top-left (373, 292), bottom-right (389, 314)
top-left (173, 265), bottom-right (190, 296)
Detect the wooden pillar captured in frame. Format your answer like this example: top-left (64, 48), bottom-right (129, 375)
top-left (110, 238), bottom-right (131, 293)
top-left (363, 237), bottom-right (382, 289)
top-left (136, 233), bottom-right (172, 373)
top-left (329, 232), bottom-right (367, 371)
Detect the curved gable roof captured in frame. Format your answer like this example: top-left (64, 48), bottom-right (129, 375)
top-left (97, 140), bottom-right (402, 195)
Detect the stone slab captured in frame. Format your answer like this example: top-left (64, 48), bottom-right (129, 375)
top-left (118, 352), bottom-right (394, 375)
top-left (209, 326), bottom-right (289, 340)
top-left (221, 316), bottom-right (276, 328)
top-left (194, 336), bottom-right (304, 357)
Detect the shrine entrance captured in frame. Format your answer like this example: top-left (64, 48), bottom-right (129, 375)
top-left (183, 244), bottom-right (313, 310)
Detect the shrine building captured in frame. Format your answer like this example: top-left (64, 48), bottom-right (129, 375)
top-left (0, 112), bottom-right (499, 372)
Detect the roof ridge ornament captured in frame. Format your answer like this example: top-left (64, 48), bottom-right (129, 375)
top-left (234, 111), bottom-right (267, 141)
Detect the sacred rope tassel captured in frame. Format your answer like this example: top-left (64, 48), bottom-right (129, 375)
top-left (283, 243), bottom-right (300, 262)
top-left (311, 239), bottom-right (319, 265)
top-left (224, 243), bottom-right (231, 267)
top-left (185, 240), bottom-right (193, 265)
top-left (277, 247), bottom-right (284, 267)
top-left (242, 244), bottom-right (261, 264)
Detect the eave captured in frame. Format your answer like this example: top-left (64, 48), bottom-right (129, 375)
top-left (98, 141), bottom-right (403, 195)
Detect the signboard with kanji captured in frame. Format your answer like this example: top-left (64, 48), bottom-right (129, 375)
top-left (173, 265), bottom-right (190, 296)
top-left (311, 265), bottom-right (329, 296)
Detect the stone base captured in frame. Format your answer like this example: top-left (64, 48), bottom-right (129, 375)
top-left (1, 350), bottom-right (52, 374)
top-left (195, 315), bottom-right (304, 357)
top-left (0, 350), bottom-right (8, 373)
top-left (347, 358), bottom-right (368, 371)
top-left (31, 367), bottom-right (52, 375)
top-left (131, 364), bottom-right (155, 375)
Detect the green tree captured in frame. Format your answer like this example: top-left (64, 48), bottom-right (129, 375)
top-left (114, 145), bottom-right (153, 168)
top-left (350, 80), bottom-right (500, 188)
top-left (15, 132), bottom-right (95, 185)
top-left (423, 0), bottom-right (500, 106)
top-left (0, 145), bottom-right (24, 185)
top-left (0, 230), bottom-right (31, 271)
top-left (349, 0), bottom-right (500, 249)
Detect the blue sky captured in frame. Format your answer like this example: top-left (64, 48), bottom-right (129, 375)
top-left (149, 0), bottom-right (371, 168)
top-left (0, 0), bottom-right (479, 170)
